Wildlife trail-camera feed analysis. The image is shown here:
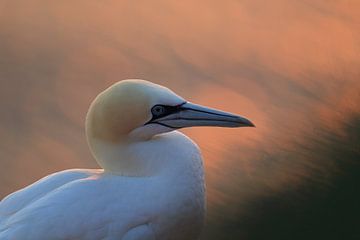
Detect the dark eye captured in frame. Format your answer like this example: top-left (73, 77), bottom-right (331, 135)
top-left (151, 105), bottom-right (166, 116)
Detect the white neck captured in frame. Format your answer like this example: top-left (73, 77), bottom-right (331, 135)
top-left (87, 131), bottom-right (201, 177)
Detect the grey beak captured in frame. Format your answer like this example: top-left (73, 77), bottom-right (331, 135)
top-left (154, 102), bottom-right (255, 129)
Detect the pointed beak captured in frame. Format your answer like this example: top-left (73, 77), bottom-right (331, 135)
top-left (154, 102), bottom-right (255, 129)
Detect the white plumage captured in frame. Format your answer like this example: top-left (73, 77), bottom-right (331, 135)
top-left (0, 80), bottom-right (253, 240)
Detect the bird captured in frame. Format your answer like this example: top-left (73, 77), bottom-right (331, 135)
top-left (0, 79), bottom-right (254, 240)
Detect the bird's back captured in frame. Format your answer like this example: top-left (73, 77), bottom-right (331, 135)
top-left (0, 169), bottom-right (96, 220)
top-left (0, 169), bottom-right (101, 238)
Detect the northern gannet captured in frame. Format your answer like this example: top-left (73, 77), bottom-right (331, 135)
top-left (0, 80), bottom-right (254, 240)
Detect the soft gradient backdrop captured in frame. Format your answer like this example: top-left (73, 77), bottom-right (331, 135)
top-left (1, 1), bottom-right (360, 239)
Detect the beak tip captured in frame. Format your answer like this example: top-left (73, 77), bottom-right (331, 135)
top-left (237, 117), bottom-right (255, 128)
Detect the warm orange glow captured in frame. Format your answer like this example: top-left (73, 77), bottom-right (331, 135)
top-left (0, 1), bottom-right (359, 222)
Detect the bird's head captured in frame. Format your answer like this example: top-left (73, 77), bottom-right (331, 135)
top-left (86, 79), bottom-right (254, 143)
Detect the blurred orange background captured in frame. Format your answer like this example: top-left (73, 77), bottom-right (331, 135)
top-left (1, 1), bottom-right (360, 239)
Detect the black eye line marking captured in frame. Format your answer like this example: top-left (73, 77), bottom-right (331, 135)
top-left (144, 102), bottom-right (187, 126)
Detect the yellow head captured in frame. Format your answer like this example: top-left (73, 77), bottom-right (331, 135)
top-left (86, 79), bottom-right (183, 142)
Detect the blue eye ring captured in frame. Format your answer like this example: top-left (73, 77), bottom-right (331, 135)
top-left (151, 105), bottom-right (166, 116)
